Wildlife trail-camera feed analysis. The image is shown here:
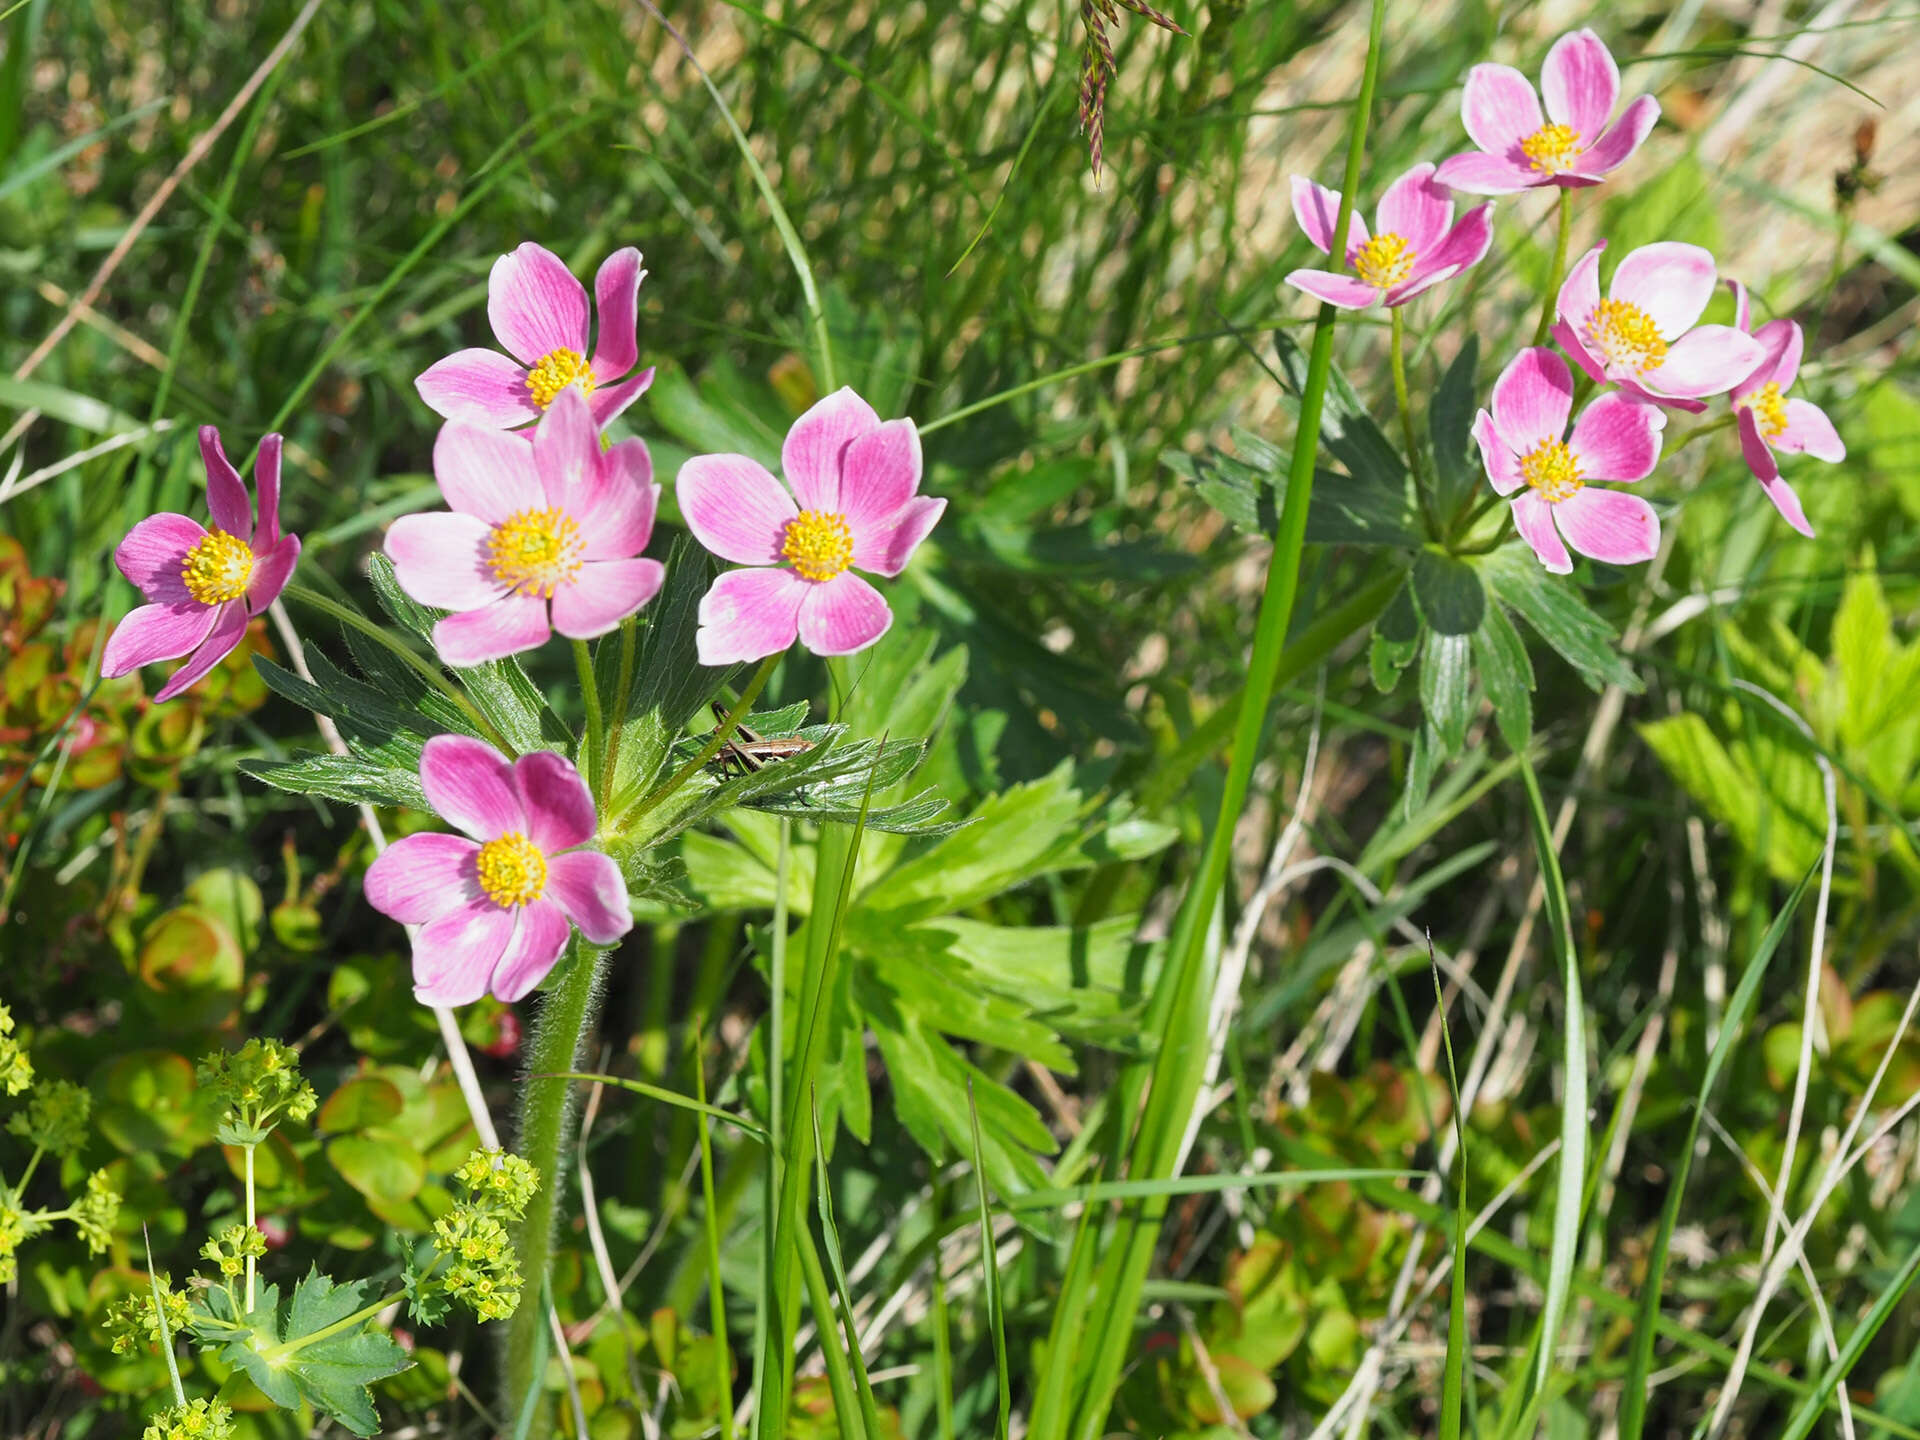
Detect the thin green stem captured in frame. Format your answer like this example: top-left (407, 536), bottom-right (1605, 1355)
top-left (244, 1143), bottom-right (257, 1314)
top-left (693, 1025), bottom-right (736, 1440)
top-left (622, 653), bottom-right (780, 826)
top-left (1666, 411), bottom-right (1738, 456)
top-left (1390, 307), bottom-right (1434, 532)
top-left (17, 1145), bottom-right (43, 1191)
top-left (259, 1286), bottom-right (411, 1363)
top-left (598, 616), bottom-right (640, 802)
top-left (573, 639), bottom-right (606, 807)
top-left (1534, 189), bottom-right (1574, 346)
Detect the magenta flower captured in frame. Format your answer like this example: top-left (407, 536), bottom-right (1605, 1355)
top-left (1726, 282), bottom-right (1842, 539)
top-left (1285, 164), bottom-right (1493, 310)
top-left (1473, 347), bottom-right (1664, 574)
top-left (678, 388), bottom-right (946, 666)
top-left (386, 388), bottom-right (664, 666)
top-left (415, 242), bottom-right (654, 431)
top-left (101, 428), bottom-right (301, 702)
top-left (1552, 242), bottom-right (1764, 412)
top-left (365, 735), bottom-right (632, 1005)
top-left (1436, 29), bottom-right (1660, 194)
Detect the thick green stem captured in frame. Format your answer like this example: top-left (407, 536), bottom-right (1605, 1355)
top-left (1533, 189), bottom-right (1574, 346)
top-left (573, 639), bottom-right (606, 806)
top-left (502, 943), bottom-right (609, 1427)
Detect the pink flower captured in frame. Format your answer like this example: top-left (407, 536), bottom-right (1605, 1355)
top-left (1473, 347), bottom-right (1665, 574)
top-left (365, 734), bottom-right (632, 1005)
top-left (1552, 242), bottom-right (1765, 412)
top-left (1726, 282), bottom-right (1842, 539)
top-left (101, 428), bottom-right (301, 702)
top-left (1436, 29), bottom-right (1660, 194)
top-left (679, 388), bottom-right (946, 665)
top-left (415, 242), bottom-right (654, 431)
top-left (386, 388), bottom-right (664, 666)
top-left (1285, 164), bottom-right (1493, 310)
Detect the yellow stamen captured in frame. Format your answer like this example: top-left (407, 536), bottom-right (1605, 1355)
top-left (180, 530), bottom-right (256, 605)
top-left (475, 832), bottom-right (546, 908)
top-left (1747, 381), bottom-right (1789, 441)
top-left (780, 509), bottom-right (855, 583)
top-left (1352, 232), bottom-right (1416, 290)
top-left (486, 508), bottom-right (584, 598)
top-left (1520, 439), bottom-right (1583, 504)
top-left (1521, 122), bottom-right (1583, 174)
top-left (524, 348), bottom-right (596, 410)
top-left (1584, 298), bottom-right (1668, 375)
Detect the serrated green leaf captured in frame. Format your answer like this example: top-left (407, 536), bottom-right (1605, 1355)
top-left (1412, 551), bottom-right (1485, 636)
top-left (1421, 632), bottom-right (1472, 755)
top-left (1430, 336), bottom-right (1480, 519)
top-left (1479, 543), bottom-right (1640, 693)
top-left (1473, 603), bottom-right (1534, 751)
top-left (1370, 581), bottom-right (1422, 692)
top-left (1403, 721), bottom-right (1438, 819)
top-left (240, 753), bottom-right (427, 809)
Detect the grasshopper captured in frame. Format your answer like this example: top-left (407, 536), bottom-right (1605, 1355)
top-left (707, 701), bottom-right (816, 779)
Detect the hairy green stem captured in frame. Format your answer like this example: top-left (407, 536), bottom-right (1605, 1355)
top-left (1534, 189), bottom-right (1573, 345)
top-left (573, 639), bottom-right (605, 806)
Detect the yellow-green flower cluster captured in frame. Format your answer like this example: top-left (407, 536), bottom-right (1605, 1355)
top-left (71, 1168), bottom-right (120, 1253)
top-left (106, 1276), bottom-right (192, 1356)
top-left (196, 1038), bottom-right (317, 1141)
top-left (141, 1397), bottom-right (234, 1440)
top-left (200, 1222), bottom-right (267, 1278)
top-left (7, 1078), bottom-right (91, 1156)
top-left (454, 1146), bottom-right (539, 1218)
top-left (423, 1147), bottom-right (542, 1322)
top-left (0, 1192), bottom-right (27, 1285)
top-left (0, 1004), bottom-right (30, 1096)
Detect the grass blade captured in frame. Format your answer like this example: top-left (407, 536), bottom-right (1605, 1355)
top-left (1430, 941), bottom-right (1470, 1440)
top-left (1780, 1235), bottom-right (1920, 1440)
top-left (968, 1080), bottom-right (1012, 1440)
top-left (695, 1024), bottom-right (737, 1440)
top-left (813, 1101), bottom-right (887, 1440)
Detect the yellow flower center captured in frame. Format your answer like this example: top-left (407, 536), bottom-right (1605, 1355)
top-left (524, 348), bottom-right (596, 410)
top-left (1520, 439), bottom-right (1583, 504)
top-left (475, 832), bottom-right (546, 908)
top-left (780, 509), bottom-right (856, 583)
top-left (1352, 232), bottom-right (1416, 290)
top-left (180, 530), bottom-right (256, 605)
top-left (1746, 380), bottom-right (1789, 441)
top-left (1584, 298), bottom-right (1668, 375)
top-left (1521, 122), bottom-right (1584, 173)
top-left (486, 508), bottom-right (585, 598)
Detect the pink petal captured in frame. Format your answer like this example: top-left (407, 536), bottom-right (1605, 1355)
top-left (433, 422), bottom-right (545, 524)
top-left (1284, 269), bottom-right (1379, 310)
top-left (1553, 486), bottom-right (1660, 566)
top-left (199, 427), bottom-right (253, 540)
top-left (365, 832), bottom-right (480, 925)
top-left (1473, 410), bottom-right (1523, 496)
top-left (852, 494), bottom-right (945, 578)
top-left (1512, 493), bottom-right (1573, 574)
top-left (419, 733), bottom-right (525, 841)
top-left (1555, 243), bottom-right (1604, 333)
top-left (586, 366), bottom-right (655, 429)
top-left (590, 247), bottom-right (645, 380)
top-left (1434, 150), bottom-right (1543, 195)
top-left (1764, 319), bottom-right (1804, 391)
top-left (1540, 28), bottom-right (1619, 138)
top-left (488, 242), bottom-right (589, 367)
top-left (1552, 319), bottom-right (1609, 387)
top-left (412, 901), bottom-right (516, 1007)
top-left (545, 851), bottom-right (633, 946)
top-left (1288, 175), bottom-right (1366, 257)
top-left (513, 749), bottom-right (597, 851)
top-left (1611, 242), bottom-right (1716, 340)
top-left (1460, 63), bottom-right (1544, 158)
top-left (1373, 163), bottom-right (1452, 252)
top-left (695, 566), bottom-right (806, 666)
top-left (1729, 278), bottom-right (1753, 334)
top-left (1738, 405), bottom-right (1781, 483)
top-left (1383, 263), bottom-right (1463, 308)
top-left (154, 601), bottom-right (248, 703)
top-left (101, 600), bottom-right (217, 679)
top-left (550, 558), bottom-right (665, 639)
top-left (1734, 319), bottom-right (1794, 401)
top-left (1395, 204), bottom-right (1493, 299)
top-left (1489, 347), bottom-right (1574, 454)
top-left (798, 570), bottom-right (892, 656)
top-left (678, 454), bottom-right (797, 565)
top-left (1567, 392), bottom-right (1661, 482)
top-left (1776, 398), bottom-right (1844, 462)
top-left (255, 434), bottom-right (283, 553)
top-left (839, 419), bottom-right (923, 534)
top-left (416, 349), bottom-right (541, 429)
top-left (115, 513), bottom-right (205, 604)
top-left (1758, 472), bottom-right (1814, 538)
top-left (530, 384), bottom-right (600, 507)
top-left (783, 388), bottom-right (881, 513)
top-left (486, 901), bottom-right (574, 1002)
top-left (432, 591), bottom-right (553, 665)
top-left (1651, 326), bottom-right (1765, 399)
top-left (245, 535), bottom-right (301, 615)
top-left (387, 512), bottom-right (507, 611)
top-left (1567, 94), bottom-right (1659, 179)
top-left (576, 442), bottom-right (656, 560)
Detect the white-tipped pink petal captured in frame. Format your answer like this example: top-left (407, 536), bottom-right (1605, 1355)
top-left (678, 454), bottom-right (798, 565)
top-left (695, 566), bottom-right (807, 666)
top-left (782, 388), bottom-right (881, 513)
top-left (1758, 471), bottom-right (1815, 537)
top-left (590, 247), bottom-right (644, 380)
top-left (1551, 320), bottom-right (1609, 387)
top-left (101, 600), bottom-right (218, 679)
top-left (839, 420), bottom-right (923, 533)
top-left (1765, 319), bottom-right (1805, 390)
top-left (1738, 406), bottom-right (1780, 481)
top-left (513, 749), bottom-right (597, 852)
top-left (365, 832), bottom-right (480, 925)
top-left (199, 428), bottom-right (253, 539)
top-left (545, 851), bottom-right (633, 946)
top-left (551, 558), bottom-right (665, 639)
top-left (1434, 151), bottom-right (1541, 195)
top-left (531, 385), bottom-right (601, 507)
top-left (415, 349), bottom-right (542, 429)
top-left (419, 734), bottom-right (525, 841)
top-left (387, 512), bottom-right (508, 612)
top-left (1374, 164), bottom-right (1452, 252)
top-left (412, 901), bottom-right (516, 1007)
top-left (1652, 326), bottom-right (1765, 399)
top-left (115, 513), bottom-right (205, 604)
top-left (434, 423), bottom-right (546, 523)
top-left (1461, 63), bottom-right (1545, 158)
top-left (154, 601), bottom-right (249, 703)
top-left (1776, 398), bottom-right (1845, 462)
top-left (1567, 94), bottom-right (1659, 179)
top-left (1512, 493), bottom-right (1573, 574)
top-left (1553, 487), bottom-right (1660, 566)
top-left (486, 901), bottom-right (573, 1002)
top-left (1490, 347), bottom-right (1575, 453)
top-left (1540, 29), bottom-right (1620, 137)
top-left (852, 494), bottom-right (946, 577)
top-left (1612, 242), bottom-right (1716, 339)
top-left (797, 571), bottom-right (892, 656)
top-left (433, 592), bottom-right (553, 665)
top-left (576, 442), bottom-right (656, 560)
top-left (1729, 278), bottom-right (1753, 334)
top-left (489, 243), bottom-right (590, 366)
top-left (1384, 264), bottom-right (1465, 309)
top-left (1735, 320), bottom-right (1795, 400)
top-left (1289, 175), bottom-right (1367, 257)
top-left (586, 366), bottom-right (655, 428)
top-left (244, 535), bottom-right (301, 616)
top-left (1395, 203), bottom-right (1493, 300)
top-left (1567, 393), bottom-right (1661, 482)
top-left (1473, 411), bottom-right (1524, 496)
top-left (255, 435), bottom-right (283, 553)
top-left (1284, 269), bottom-right (1379, 309)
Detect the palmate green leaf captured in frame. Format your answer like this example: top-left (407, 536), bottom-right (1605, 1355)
top-left (1164, 427), bottom-right (1420, 548)
top-left (1472, 601), bottom-right (1534, 752)
top-left (239, 752), bottom-right (428, 809)
top-left (613, 538), bottom-right (726, 801)
top-left (1420, 631), bottom-right (1472, 756)
top-left (1411, 551), bottom-right (1484, 636)
top-left (1477, 542), bottom-right (1641, 693)
top-left (1429, 335), bottom-right (1480, 521)
top-left (1638, 710), bottom-right (1829, 883)
top-left (1271, 329), bottom-right (1416, 502)
top-left (1370, 580), bottom-right (1422, 693)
